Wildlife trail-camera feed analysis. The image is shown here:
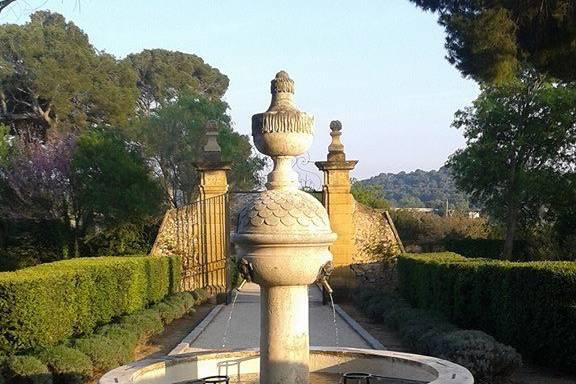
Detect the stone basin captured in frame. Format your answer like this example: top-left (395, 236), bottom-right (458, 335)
top-left (98, 347), bottom-right (474, 384)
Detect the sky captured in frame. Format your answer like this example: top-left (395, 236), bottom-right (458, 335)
top-left (1, 0), bottom-right (480, 185)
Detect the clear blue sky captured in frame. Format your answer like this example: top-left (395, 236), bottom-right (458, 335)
top-left (1, 0), bottom-right (479, 183)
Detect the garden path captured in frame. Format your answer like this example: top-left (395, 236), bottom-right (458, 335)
top-left (171, 283), bottom-right (375, 353)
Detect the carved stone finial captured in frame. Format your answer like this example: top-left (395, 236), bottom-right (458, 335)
top-left (327, 120), bottom-right (346, 162)
top-left (202, 120), bottom-right (221, 161)
top-left (271, 70), bottom-right (295, 94)
top-left (252, 71), bottom-right (315, 190)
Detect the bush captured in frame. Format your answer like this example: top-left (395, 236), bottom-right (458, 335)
top-left (431, 330), bottom-right (521, 382)
top-left (119, 309), bottom-right (164, 340)
top-left (95, 324), bottom-right (138, 350)
top-left (398, 253), bottom-right (576, 372)
top-left (37, 346), bottom-right (92, 384)
top-left (355, 290), bottom-right (521, 383)
top-left (5, 355), bottom-right (53, 384)
top-left (72, 335), bottom-right (123, 373)
top-left (0, 255), bottom-right (181, 354)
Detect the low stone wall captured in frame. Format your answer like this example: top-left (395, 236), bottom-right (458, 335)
top-left (351, 201), bottom-right (404, 290)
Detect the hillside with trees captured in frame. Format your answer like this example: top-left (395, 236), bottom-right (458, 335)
top-left (362, 166), bottom-right (473, 210)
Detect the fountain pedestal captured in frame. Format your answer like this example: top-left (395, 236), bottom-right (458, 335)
top-left (233, 71), bottom-right (336, 384)
top-left (260, 285), bottom-right (309, 384)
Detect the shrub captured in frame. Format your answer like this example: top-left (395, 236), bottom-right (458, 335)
top-left (397, 253), bottom-right (576, 372)
top-left (72, 335), bottom-right (121, 372)
top-left (355, 290), bottom-right (521, 383)
top-left (119, 309), bottom-right (164, 341)
top-left (5, 355), bottom-right (52, 384)
top-left (37, 345), bottom-right (92, 384)
top-left (96, 324), bottom-right (138, 350)
top-left (0, 255), bottom-right (181, 354)
top-left (431, 330), bottom-right (521, 381)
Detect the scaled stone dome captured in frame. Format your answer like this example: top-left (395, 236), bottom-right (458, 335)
top-left (236, 189), bottom-right (331, 235)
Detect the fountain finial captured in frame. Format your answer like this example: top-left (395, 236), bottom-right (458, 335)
top-left (271, 70), bottom-right (295, 94)
top-left (252, 71), bottom-right (314, 190)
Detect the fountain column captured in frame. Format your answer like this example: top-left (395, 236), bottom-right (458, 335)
top-left (233, 71), bottom-right (336, 384)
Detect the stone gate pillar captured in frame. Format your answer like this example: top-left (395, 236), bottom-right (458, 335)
top-left (315, 121), bottom-right (358, 299)
top-left (194, 121), bottom-right (231, 297)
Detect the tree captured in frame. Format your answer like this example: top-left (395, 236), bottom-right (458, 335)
top-left (72, 129), bottom-right (163, 254)
top-left (447, 70), bottom-right (576, 259)
top-left (0, 11), bottom-right (138, 139)
top-left (125, 49), bottom-right (229, 116)
top-left (129, 95), bottom-right (265, 207)
top-left (0, 12), bottom-right (230, 141)
top-left (351, 180), bottom-right (391, 209)
top-left (0, 133), bottom-right (74, 222)
top-left (411, 1), bottom-right (576, 83)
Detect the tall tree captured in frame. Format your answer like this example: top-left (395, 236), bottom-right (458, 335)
top-left (0, 11), bottom-right (138, 139)
top-left (447, 70), bottom-right (576, 259)
top-left (129, 94), bottom-right (264, 207)
top-left (124, 49), bottom-right (229, 116)
top-left (411, 0), bottom-right (576, 83)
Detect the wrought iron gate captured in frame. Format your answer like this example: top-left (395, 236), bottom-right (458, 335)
top-left (155, 193), bottom-right (231, 294)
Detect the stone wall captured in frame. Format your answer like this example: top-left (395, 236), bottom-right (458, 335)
top-left (351, 201), bottom-right (404, 290)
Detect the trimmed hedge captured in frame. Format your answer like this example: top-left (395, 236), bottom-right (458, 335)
top-left (5, 355), bottom-right (52, 384)
top-left (5, 290), bottom-right (203, 384)
top-left (0, 256), bottom-right (182, 354)
top-left (397, 253), bottom-right (576, 372)
top-left (355, 290), bottom-right (521, 383)
top-left (37, 346), bottom-right (92, 384)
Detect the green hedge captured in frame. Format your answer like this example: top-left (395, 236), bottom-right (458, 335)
top-left (0, 256), bottom-right (181, 354)
top-left (397, 253), bottom-right (576, 372)
top-left (2, 290), bottom-right (204, 384)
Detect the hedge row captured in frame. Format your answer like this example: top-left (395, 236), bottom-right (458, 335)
top-left (0, 256), bottom-right (182, 354)
top-left (397, 253), bottom-right (576, 372)
top-left (355, 289), bottom-right (521, 383)
top-left (0, 290), bottom-right (206, 384)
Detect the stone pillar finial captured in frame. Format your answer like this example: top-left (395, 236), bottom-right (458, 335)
top-left (327, 120), bottom-right (346, 162)
top-left (202, 120), bottom-right (221, 162)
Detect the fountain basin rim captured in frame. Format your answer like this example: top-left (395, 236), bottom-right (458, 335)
top-left (98, 347), bottom-right (474, 384)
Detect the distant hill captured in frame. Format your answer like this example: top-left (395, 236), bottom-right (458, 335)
top-left (362, 166), bottom-right (473, 209)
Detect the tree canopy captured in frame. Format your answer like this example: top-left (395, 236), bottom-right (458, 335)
top-left (0, 11), bottom-right (138, 139)
top-left (447, 70), bottom-right (576, 259)
top-left (363, 166), bottom-right (472, 210)
top-left (411, 0), bottom-right (576, 83)
top-left (125, 49), bottom-right (229, 115)
top-left (129, 95), bottom-right (264, 207)
top-left (0, 11), bottom-right (230, 140)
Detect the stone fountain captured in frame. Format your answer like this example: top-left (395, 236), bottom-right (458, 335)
top-left (99, 72), bottom-right (474, 384)
top-left (233, 70), bottom-right (336, 384)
